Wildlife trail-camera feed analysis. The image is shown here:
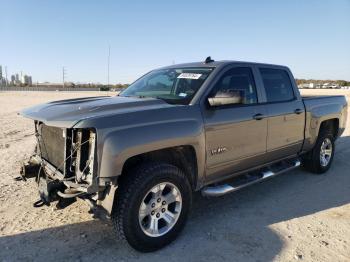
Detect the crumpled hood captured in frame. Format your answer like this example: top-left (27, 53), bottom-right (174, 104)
top-left (20, 95), bottom-right (173, 128)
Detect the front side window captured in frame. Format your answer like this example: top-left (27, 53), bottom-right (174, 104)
top-left (212, 67), bottom-right (258, 104)
top-left (260, 68), bottom-right (294, 103)
top-left (120, 68), bottom-right (213, 105)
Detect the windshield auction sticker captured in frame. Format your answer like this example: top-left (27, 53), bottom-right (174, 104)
top-left (177, 73), bottom-right (202, 79)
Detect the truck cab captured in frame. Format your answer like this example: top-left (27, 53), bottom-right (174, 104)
top-left (198, 63), bottom-right (305, 183)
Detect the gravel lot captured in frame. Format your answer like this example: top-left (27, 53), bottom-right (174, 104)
top-left (0, 89), bottom-right (349, 262)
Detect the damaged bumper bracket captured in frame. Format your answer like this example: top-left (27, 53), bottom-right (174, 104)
top-left (19, 154), bottom-right (100, 212)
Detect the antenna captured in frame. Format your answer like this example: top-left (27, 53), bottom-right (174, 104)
top-left (204, 56), bottom-right (214, 64)
top-left (107, 45), bottom-right (110, 88)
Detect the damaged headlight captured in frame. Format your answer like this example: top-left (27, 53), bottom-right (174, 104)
top-left (68, 128), bottom-right (96, 184)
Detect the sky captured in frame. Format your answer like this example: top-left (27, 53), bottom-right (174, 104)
top-left (1, 0), bottom-right (349, 84)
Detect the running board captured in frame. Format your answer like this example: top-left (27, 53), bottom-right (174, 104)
top-left (201, 159), bottom-right (301, 197)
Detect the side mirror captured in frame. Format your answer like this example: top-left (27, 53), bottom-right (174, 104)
top-left (208, 90), bottom-right (243, 107)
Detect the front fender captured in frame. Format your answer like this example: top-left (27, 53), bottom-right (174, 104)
top-left (75, 105), bottom-right (206, 185)
top-left (99, 119), bottom-right (204, 177)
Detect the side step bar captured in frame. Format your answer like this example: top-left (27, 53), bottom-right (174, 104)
top-left (201, 159), bottom-right (301, 197)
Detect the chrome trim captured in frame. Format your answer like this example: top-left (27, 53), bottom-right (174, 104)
top-left (200, 184), bottom-right (236, 197)
top-left (202, 160), bottom-right (301, 197)
top-left (262, 171), bottom-right (274, 178)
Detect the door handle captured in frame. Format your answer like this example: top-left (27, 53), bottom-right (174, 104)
top-left (253, 113), bottom-right (265, 120)
top-left (294, 109), bottom-right (303, 114)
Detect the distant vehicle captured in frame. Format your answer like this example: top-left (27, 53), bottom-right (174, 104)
top-left (322, 83), bottom-right (340, 89)
top-left (20, 58), bottom-right (348, 251)
top-left (331, 84), bottom-right (341, 89)
top-left (299, 83), bottom-right (316, 89)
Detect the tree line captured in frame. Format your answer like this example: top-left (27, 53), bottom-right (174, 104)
top-left (296, 79), bottom-right (350, 86)
top-left (68, 83), bottom-right (130, 89)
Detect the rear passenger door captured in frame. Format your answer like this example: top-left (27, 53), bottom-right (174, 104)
top-left (258, 67), bottom-right (305, 160)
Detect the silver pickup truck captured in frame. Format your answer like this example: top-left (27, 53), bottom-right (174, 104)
top-left (20, 58), bottom-right (347, 251)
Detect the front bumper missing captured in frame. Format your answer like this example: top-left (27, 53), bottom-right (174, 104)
top-left (19, 155), bottom-right (116, 218)
top-left (20, 156), bottom-right (94, 208)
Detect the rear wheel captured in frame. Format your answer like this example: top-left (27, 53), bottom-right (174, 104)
top-left (112, 163), bottom-right (192, 252)
top-left (302, 132), bottom-right (335, 174)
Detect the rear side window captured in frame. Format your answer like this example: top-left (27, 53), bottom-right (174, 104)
top-left (259, 68), bottom-right (294, 103)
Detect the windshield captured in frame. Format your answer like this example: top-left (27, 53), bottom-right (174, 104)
top-left (119, 67), bottom-right (213, 104)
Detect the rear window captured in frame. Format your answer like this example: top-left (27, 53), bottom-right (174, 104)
top-left (260, 68), bottom-right (294, 103)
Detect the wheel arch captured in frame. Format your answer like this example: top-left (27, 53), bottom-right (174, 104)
top-left (303, 116), bottom-right (340, 152)
top-left (120, 145), bottom-right (199, 191)
top-left (318, 118), bottom-right (339, 138)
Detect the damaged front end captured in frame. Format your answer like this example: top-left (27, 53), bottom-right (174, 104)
top-left (20, 121), bottom-right (105, 214)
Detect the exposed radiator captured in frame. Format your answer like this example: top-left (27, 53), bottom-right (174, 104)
top-left (37, 124), bottom-right (66, 172)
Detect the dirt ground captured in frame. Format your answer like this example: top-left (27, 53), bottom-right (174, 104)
top-left (0, 89), bottom-right (349, 262)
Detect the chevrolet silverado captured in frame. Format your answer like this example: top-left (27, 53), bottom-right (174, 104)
top-left (20, 57), bottom-right (348, 251)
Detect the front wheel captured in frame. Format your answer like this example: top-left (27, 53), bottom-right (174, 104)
top-left (112, 163), bottom-right (192, 252)
top-left (302, 132), bottom-right (335, 174)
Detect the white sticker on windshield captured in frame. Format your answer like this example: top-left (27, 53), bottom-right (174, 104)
top-left (177, 73), bottom-right (202, 79)
top-left (178, 93), bottom-right (187, 97)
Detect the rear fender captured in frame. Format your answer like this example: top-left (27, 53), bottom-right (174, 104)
top-left (303, 101), bottom-right (347, 151)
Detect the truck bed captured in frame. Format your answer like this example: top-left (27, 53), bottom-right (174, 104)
top-left (302, 95), bottom-right (347, 110)
top-left (302, 95), bottom-right (345, 100)
top-left (301, 94), bottom-right (348, 152)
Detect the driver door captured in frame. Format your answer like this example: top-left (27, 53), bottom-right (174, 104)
top-left (202, 67), bottom-right (268, 181)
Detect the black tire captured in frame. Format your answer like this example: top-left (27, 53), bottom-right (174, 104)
top-left (302, 132), bottom-right (335, 174)
top-left (112, 162), bottom-right (192, 252)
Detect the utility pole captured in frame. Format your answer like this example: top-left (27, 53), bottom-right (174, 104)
top-left (5, 66), bottom-right (8, 86)
top-left (62, 67), bottom-right (67, 88)
top-left (107, 45), bottom-right (110, 88)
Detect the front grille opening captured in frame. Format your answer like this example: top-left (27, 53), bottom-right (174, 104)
top-left (35, 123), bottom-right (96, 183)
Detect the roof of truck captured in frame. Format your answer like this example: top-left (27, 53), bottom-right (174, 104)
top-left (160, 60), bottom-right (288, 70)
